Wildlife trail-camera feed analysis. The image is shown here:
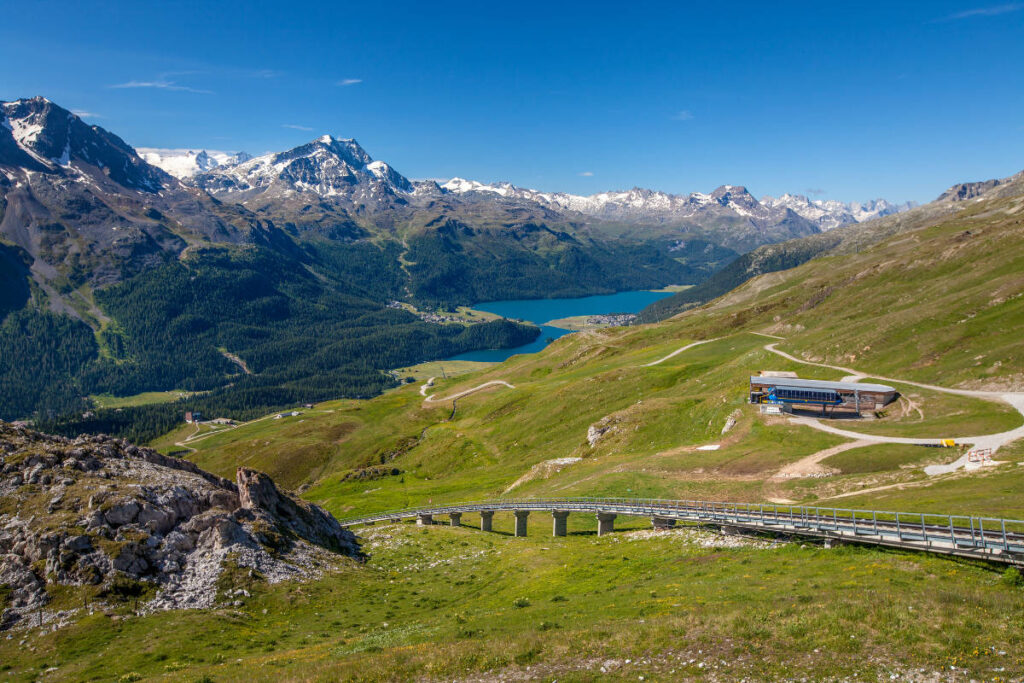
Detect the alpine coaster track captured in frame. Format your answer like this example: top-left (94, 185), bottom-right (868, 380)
top-left (340, 497), bottom-right (1024, 566)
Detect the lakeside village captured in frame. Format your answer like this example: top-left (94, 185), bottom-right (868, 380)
top-left (386, 300), bottom-right (637, 327)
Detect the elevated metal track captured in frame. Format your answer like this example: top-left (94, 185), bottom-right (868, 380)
top-left (340, 497), bottom-right (1024, 566)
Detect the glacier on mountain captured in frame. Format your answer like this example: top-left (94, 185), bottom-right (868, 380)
top-left (137, 148), bottom-right (253, 178)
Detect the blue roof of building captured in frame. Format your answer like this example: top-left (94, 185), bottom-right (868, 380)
top-left (749, 376), bottom-right (895, 393)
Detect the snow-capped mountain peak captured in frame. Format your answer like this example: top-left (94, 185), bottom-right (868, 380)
top-left (191, 134), bottom-right (414, 201)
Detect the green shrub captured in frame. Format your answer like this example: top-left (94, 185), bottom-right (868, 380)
top-left (1001, 568), bottom-right (1022, 587)
top-left (100, 575), bottom-right (152, 602)
top-left (512, 597), bottom-right (531, 608)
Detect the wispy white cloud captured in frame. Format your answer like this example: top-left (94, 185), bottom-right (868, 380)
top-left (107, 80), bottom-right (214, 94)
top-left (336, 78), bottom-right (363, 87)
top-left (282, 124), bottom-right (314, 131)
top-left (578, 171), bottom-right (594, 177)
top-left (71, 110), bottom-right (102, 119)
top-left (672, 109), bottom-right (694, 121)
top-left (935, 3), bottom-right (1023, 20)
top-left (806, 187), bottom-right (826, 196)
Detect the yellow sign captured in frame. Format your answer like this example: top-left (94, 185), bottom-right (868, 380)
top-left (940, 439), bottom-right (956, 448)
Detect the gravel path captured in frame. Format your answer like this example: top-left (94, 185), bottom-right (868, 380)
top-left (422, 380), bottom-right (516, 404)
top-left (640, 338), bottom-right (720, 367)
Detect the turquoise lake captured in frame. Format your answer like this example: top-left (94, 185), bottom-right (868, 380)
top-left (448, 290), bottom-right (675, 362)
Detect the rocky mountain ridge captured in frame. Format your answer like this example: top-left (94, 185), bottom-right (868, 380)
top-left (0, 97), bottom-right (258, 292)
top-left (0, 422), bottom-right (360, 631)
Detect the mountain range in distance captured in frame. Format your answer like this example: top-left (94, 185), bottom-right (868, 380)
top-left (141, 145), bottom-right (916, 232)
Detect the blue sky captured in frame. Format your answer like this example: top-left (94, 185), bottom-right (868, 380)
top-left (2, 1), bottom-right (1023, 203)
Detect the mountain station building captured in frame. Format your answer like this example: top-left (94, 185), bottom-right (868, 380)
top-left (749, 375), bottom-right (897, 417)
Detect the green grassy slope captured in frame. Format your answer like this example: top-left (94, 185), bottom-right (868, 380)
top-left (2, 523), bottom-right (1022, 682)
top-left (677, 186), bottom-right (1024, 388)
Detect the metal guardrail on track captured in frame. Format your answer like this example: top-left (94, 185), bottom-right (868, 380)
top-left (339, 497), bottom-right (1024, 566)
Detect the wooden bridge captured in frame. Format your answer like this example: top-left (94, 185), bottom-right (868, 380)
top-left (340, 497), bottom-right (1024, 566)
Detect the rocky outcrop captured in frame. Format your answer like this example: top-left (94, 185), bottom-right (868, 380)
top-left (236, 468), bottom-right (356, 554)
top-left (587, 416), bottom-right (620, 447)
top-left (0, 422), bottom-right (360, 631)
top-left (504, 457), bottom-right (582, 494)
top-left (721, 409), bottom-right (743, 435)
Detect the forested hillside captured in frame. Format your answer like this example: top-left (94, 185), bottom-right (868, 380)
top-left (11, 244), bottom-right (537, 441)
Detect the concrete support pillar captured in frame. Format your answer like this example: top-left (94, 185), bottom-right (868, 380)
top-left (552, 510), bottom-right (570, 537)
top-left (417, 513), bottom-right (433, 526)
top-left (479, 510), bottom-right (494, 532)
top-left (449, 512), bottom-right (462, 527)
top-left (513, 510), bottom-right (530, 537)
top-left (596, 512), bottom-right (617, 536)
top-left (651, 516), bottom-right (676, 530)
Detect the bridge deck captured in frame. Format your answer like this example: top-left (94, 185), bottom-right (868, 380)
top-left (340, 497), bottom-right (1024, 566)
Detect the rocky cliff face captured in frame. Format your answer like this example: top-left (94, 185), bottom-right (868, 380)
top-left (0, 423), bottom-right (360, 631)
